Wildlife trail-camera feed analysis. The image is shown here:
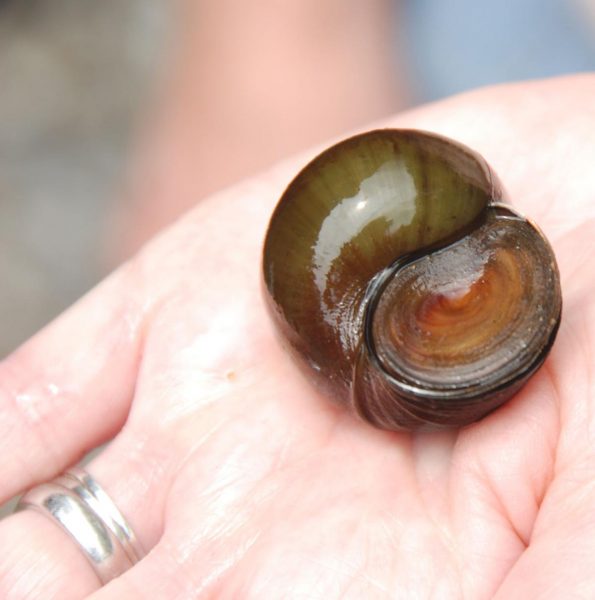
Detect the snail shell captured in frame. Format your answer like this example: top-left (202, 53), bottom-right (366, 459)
top-left (262, 129), bottom-right (561, 431)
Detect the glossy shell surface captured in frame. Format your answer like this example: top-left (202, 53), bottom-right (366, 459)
top-left (262, 129), bottom-right (561, 431)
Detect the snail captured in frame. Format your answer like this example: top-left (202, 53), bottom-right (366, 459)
top-left (262, 129), bottom-right (561, 431)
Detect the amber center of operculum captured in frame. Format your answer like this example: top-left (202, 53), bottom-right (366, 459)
top-left (370, 213), bottom-right (560, 390)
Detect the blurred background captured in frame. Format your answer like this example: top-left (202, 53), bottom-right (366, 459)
top-left (0, 0), bottom-right (169, 355)
top-left (1, 0), bottom-right (595, 357)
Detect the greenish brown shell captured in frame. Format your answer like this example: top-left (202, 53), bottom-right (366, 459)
top-left (262, 129), bottom-right (561, 431)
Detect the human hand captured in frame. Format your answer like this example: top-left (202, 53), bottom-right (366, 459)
top-left (1, 75), bottom-right (594, 599)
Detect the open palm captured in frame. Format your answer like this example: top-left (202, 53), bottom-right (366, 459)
top-left (1, 75), bottom-right (594, 599)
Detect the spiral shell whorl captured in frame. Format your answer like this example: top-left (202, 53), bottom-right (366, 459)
top-left (263, 129), bottom-right (561, 431)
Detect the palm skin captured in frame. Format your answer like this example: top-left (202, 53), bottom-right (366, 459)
top-left (1, 75), bottom-right (595, 599)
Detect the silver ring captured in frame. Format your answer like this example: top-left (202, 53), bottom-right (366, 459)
top-left (16, 468), bottom-right (144, 584)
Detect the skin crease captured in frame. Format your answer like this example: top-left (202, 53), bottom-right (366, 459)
top-left (0, 75), bottom-right (594, 598)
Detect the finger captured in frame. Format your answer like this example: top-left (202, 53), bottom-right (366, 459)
top-left (0, 440), bottom-right (164, 599)
top-left (0, 510), bottom-right (100, 600)
top-left (0, 263), bottom-right (146, 503)
top-left (0, 417), bottom-right (175, 599)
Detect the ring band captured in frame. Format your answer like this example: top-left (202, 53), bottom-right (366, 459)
top-left (55, 467), bottom-right (144, 564)
top-left (16, 468), bottom-right (144, 584)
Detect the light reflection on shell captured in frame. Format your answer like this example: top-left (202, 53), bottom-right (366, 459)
top-left (262, 129), bottom-right (561, 431)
